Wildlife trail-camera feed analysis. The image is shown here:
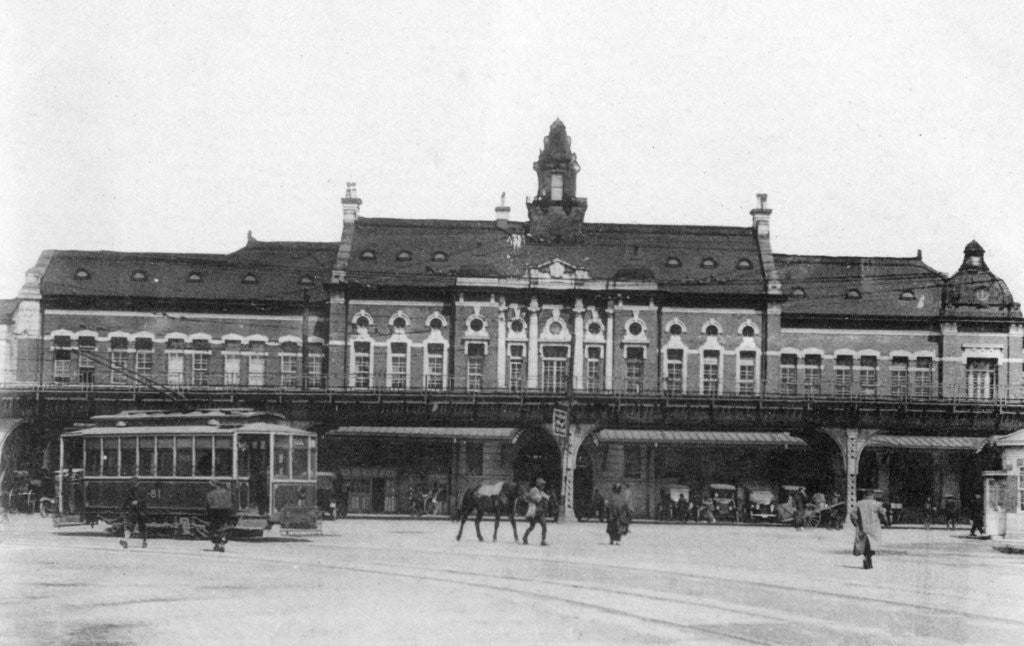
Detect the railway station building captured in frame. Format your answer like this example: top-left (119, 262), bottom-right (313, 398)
top-left (1, 120), bottom-right (1021, 521)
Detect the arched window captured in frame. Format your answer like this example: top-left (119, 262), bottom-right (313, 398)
top-left (665, 257), bottom-right (681, 268)
top-left (432, 251), bottom-right (448, 262)
top-left (242, 274), bottom-right (258, 284)
top-left (846, 289), bottom-right (862, 300)
top-left (74, 269), bottom-right (90, 280)
top-left (791, 287), bottom-right (806, 298)
top-left (188, 272), bottom-right (203, 283)
top-left (396, 251), bottom-right (412, 261)
top-left (359, 249), bottom-right (377, 261)
top-left (131, 270), bottom-right (147, 281)
top-left (700, 257), bottom-right (718, 269)
top-left (736, 258), bottom-right (753, 270)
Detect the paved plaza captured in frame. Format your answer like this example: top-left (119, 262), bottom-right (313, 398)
top-left (1, 514), bottom-right (1023, 645)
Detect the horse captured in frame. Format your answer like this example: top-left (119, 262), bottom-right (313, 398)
top-left (455, 481), bottom-right (523, 542)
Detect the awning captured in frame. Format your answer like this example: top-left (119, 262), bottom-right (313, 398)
top-left (596, 430), bottom-right (807, 447)
top-left (326, 426), bottom-right (516, 441)
top-left (866, 435), bottom-right (988, 451)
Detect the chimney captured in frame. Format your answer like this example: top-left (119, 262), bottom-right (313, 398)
top-left (750, 193), bottom-right (772, 238)
top-left (341, 182), bottom-right (362, 223)
top-left (495, 191), bottom-right (511, 231)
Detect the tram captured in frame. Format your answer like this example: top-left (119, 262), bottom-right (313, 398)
top-left (56, 408), bottom-right (318, 536)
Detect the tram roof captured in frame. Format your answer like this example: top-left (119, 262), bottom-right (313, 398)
top-left (88, 408), bottom-right (286, 426)
top-left (62, 421), bottom-right (313, 438)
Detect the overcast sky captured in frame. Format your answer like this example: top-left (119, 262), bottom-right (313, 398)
top-left (2, 2), bottom-right (1022, 303)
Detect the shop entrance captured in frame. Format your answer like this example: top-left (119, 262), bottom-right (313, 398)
top-left (513, 428), bottom-right (561, 492)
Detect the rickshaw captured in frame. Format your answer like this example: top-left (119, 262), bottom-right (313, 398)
top-left (744, 485), bottom-right (777, 522)
top-left (706, 483), bottom-right (739, 522)
top-left (668, 485), bottom-right (693, 522)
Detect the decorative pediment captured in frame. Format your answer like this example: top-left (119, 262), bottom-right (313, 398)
top-left (526, 258), bottom-right (591, 281)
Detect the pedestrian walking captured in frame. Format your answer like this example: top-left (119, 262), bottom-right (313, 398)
top-left (792, 485), bottom-right (808, 531)
top-left (943, 496), bottom-right (958, 530)
top-left (119, 477), bottom-right (148, 549)
top-left (206, 480), bottom-right (235, 552)
top-left (521, 478), bottom-right (550, 546)
top-left (850, 489), bottom-right (888, 570)
top-left (605, 482), bottom-right (631, 545)
top-left (923, 496), bottom-right (936, 529)
top-left (968, 493), bottom-right (984, 537)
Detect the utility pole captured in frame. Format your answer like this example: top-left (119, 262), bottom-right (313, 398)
top-left (301, 288), bottom-right (310, 390)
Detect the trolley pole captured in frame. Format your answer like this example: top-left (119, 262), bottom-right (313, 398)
top-left (301, 288), bottom-right (310, 391)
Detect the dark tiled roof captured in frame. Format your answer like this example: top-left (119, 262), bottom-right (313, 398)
top-left (40, 240), bottom-right (337, 303)
top-left (0, 299), bottom-right (19, 323)
top-left (345, 218), bottom-right (766, 296)
top-left (774, 254), bottom-right (946, 318)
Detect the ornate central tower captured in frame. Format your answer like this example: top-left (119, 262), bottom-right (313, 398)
top-left (525, 119), bottom-right (588, 243)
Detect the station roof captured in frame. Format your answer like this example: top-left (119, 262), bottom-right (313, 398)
top-left (343, 218), bottom-right (767, 296)
top-left (327, 426), bottom-right (516, 441)
top-left (596, 430), bottom-right (808, 446)
top-left (866, 435), bottom-right (988, 451)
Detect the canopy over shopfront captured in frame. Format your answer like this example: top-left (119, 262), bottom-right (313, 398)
top-left (865, 435), bottom-right (988, 451)
top-left (595, 429), bottom-right (808, 447)
top-left (326, 426), bottom-right (516, 441)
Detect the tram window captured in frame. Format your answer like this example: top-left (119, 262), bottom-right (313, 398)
top-left (292, 436), bottom-right (309, 480)
top-left (195, 436), bottom-right (213, 476)
top-left (274, 436), bottom-right (290, 478)
top-left (175, 437), bottom-right (194, 477)
top-left (85, 438), bottom-right (101, 475)
top-left (156, 437), bottom-right (174, 476)
top-left (120, 437), bottom-right (138, 476)
top-left (237, 442), bottom-right (250, 478)
top-left (102, 438), bottom-right (118, 477)
top-left (309, 439), bottom-right (317, 481)
top-left (214, 437), bottom-right (232, 477)
top-left (139, 437), bottom-right (155, 476)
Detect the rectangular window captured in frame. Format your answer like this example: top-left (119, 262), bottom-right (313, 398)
top-left (586, 346), bottom-right (604, 393)
top-left (890, 356), bottom-right (909, 398)
top-left (466, 342), bottom-right (485, 391)
top-left (803, 355), bottom-right (822, 396)
top-left (912, 357), bottom-right (933, 398)
top-left (110, 337), bottom-right (129, 385)
top-left (78, 336), bottom-right (96, 384)
top-left (858, 356), bottom-right (878, 397)
top-left (738, 351), bottom-right (757, 396)
top-left (102, 438), bottom-right (118, 476)
top-left (701, 350), bottom-right (720, 395)
top-left (138, 437), bottom-right (155, 476)
top-left (223, 355), bottom-right (241, 386)
top-left (354, 341), bottom-right (372, 388)
top-left (175, 436), bottom-right (193, 477)
top-left (167, 352), bottom-right (185, 386)
top-left (306, 350), bottom-right (324, 389)
top-left (85, 438), bottom-right (101, 475)
top-left (280, 354), bottom-right (299, 387)
top-left (389, 342), bottom-right (408, 389)
top-left (214, 436), bottom-right (232, 477)
top-left (248, 355), bottom-right (265, 387)
top-left (54, 349), bottom-right (72, 383)
top-left (192, 353), bottom-right (210, 386)
top-left (780, 354), bottom-right (798, 396)
top-left (834, 355), bottom-right (853, 397)
top-left (541, 345), bottom-right (569, 393)
top-left (466, 442), bottom-right (484, 476)
top-left (292, 436), bottom-right (310, 480)
top-left (624, 446), bottom-right (643, 479)
top-left (507, 344), bottom-right (525, 392)
top-left (274, 435), bottom-right (290, 478)
top-left (966, 358), bottom-right (998, 399)
top-left (625, 346), bottom-right (645, 393)
top-left (550, 173), bottom-right (563, 201)
top-left (119, 436), bottom-right (137, 476)
top-left (195, 436), bottom-right (213, 476)
top-left (135, 338), bottom-right (153, 377)
top-left (426, 343), bottom-right (445, 390)
top-left (156, 437), bottom-right (174, 476)
top-left (665, 348), bottom-right (684, 395)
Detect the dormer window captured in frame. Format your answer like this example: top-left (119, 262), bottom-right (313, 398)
top-left (360, 249), bottom-right (377, 261)
top-left (666, 257), bottom-right (682, 268)
top-left (736, 258), bottom-right (753, 270)
top-left (700, 257), bottom-right (718, 269)
top-left (550, 173), bottom-right (563, 201)
top-left (588, 322), bottom-right (603, 335)
top-left (669, 323), bottom-right (683, 336)
top-left (393, 316), bottom-right (407, 330)
top-left (131, 270), bottom-right (147, 282)
top-left (188, 272), bottom-right (203, 283)
top-left (242, 273), bottom-right (258, 284)
top-left (791, 287), bottom-right (806, 298)
top-left (846, 289), bottom-right (862, 300)
top-left (432, 251), bottom-right (448, 262)
top-left (705, 325), bottom-right (719, 336)
top-left (899, 290), bottom-right (915, 301)
top-left (396, 251), bottom-right (412, 262)
top-left (74, 268), bottom-right (90, 280)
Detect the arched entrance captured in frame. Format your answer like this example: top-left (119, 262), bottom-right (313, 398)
top-left (512, 427), bottom-right (561, 492)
